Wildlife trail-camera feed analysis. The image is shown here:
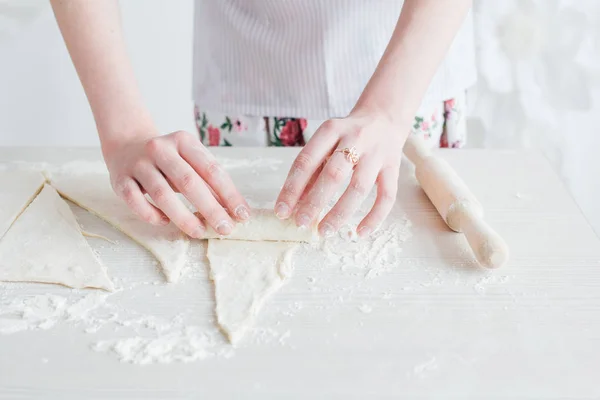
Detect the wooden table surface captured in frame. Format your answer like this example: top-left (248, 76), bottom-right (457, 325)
top-left (0, 147), bottom-right (599, 399)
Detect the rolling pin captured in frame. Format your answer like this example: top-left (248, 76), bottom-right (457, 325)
top-left (403, 135), bottom-right (509, 268)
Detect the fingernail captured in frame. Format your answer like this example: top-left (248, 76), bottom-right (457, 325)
top-left (234, 205), bottom-right (250, 221)
top-left (192, 225), bottom-right (205, 239)
top-left (296, 213), bottom-right (310, 228)
top-left (320, 223), bottom-right (335, 238)
top-left (275, 203), bottom-right (290, 219)
top-left (357, 226), bottom-right (371, 238)
top-left (216, 220), bottom-right (233, 235)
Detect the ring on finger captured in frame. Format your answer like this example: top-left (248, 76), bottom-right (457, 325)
top-left (334, 146), bottom-right (360, 166)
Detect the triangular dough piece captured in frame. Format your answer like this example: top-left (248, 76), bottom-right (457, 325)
top-left (0, 171), bottom-right (46, 240)
top-left (207, 239), bottom-right (296, 345)
top-left (49, 173), bottom-right (190, 282)
top-left (0, 184), bottom-right (114, 291)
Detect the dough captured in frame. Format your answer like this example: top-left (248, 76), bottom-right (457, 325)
top-left (202, 208), bottom-right (317, 242)
top-left (0, 171), bottom-right (46, 240)
top-left (207, 239), bottom-right (295, 345)
top-left (49, 173), bottom-right (190, 283)
top-left (0, 184), bottom-right (114, 291)
top-left (204, 209), bottom-right (313, 343)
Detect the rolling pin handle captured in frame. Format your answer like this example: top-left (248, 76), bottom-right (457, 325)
top-left (403, 134), bottom-right (431, 167)
top-left (456, 203), bottom-right (509, 269)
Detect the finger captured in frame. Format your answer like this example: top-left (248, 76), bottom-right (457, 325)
top-left (164, 174), bottom-right (221, 209)
top-left (153, 150), bottom-right (236, 235)
top-left (294, 143), bottom-right (355, 228)
top-left (357, 166), bottom-right (400, 238)
top-left (278, 162), bottom-right (323, 220)
top-left (318, 158), bottom-right (379, 236)
top-left (177, 134), bottom-right (250, 221)
top-left (296, 162), bottom-right (324, 208)
top-left (161, 163), bottom-right (204, 213)
top-left (275, 120), bottom-right (340, 219)
top-left (134, 162), bottom-right (206, 238)
top-left (112, 175), bottom-right (169, 226)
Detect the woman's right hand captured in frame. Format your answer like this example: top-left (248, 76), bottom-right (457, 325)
top-left (102, 130), bottom-right (250, 238)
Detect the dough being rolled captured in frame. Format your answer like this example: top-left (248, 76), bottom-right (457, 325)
top-left (0, 184), bottom-right (114, 291)
top-left (201, 209), bottom-right (317, 242)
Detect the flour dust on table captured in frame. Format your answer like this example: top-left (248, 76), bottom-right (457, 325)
top-left (0, 290), bottom-right (108, 335)
top-left (0, 184), bottom-right (114, 291)
top-left (0, 281), bottom-right (235, 364)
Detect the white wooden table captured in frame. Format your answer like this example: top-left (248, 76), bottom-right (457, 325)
top-left (0, 147), bottom-right (599, 399)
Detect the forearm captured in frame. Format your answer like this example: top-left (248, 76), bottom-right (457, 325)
top-left (353, 0), bottom-right (472, 132)
top-left (50, 0), bottom-right (153, 152)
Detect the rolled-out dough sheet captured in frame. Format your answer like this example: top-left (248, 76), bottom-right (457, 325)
top-left (207, 239), bottom-right (295, 345)
top-left (0, 171), bottom-right (46, 240)
top-left (0, 184), bottom-right (114, 291)
top-left (49, 173), bottom-right (190, 283)
top-left (202, 208), bottom-right (317, 242)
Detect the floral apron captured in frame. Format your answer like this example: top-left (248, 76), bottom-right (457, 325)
top-left (195, 93), bottom-right (467, 149)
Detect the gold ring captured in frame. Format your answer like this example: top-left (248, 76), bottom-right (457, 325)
top-left (335, 146), bottom-right (360, 166)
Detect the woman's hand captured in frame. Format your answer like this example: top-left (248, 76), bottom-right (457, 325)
top-left (275, 109), bottom-right (408, 238)
top-left (103, 130), bottom-right (250, 238)
top-left (273, 0), bottom-right (472, 238)
top-left (50, 1), bottom-right (250, 237)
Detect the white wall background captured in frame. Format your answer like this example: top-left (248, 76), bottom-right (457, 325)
top-left (0, 0), bottom-right (598, 233)
top-left (0, 0), bottom-right (195, 147)
top-left (468, 0), bottom-right (600, 235)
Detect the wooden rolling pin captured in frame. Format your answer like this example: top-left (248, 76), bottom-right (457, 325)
top-left (403, 135), bottom-right (509, 268)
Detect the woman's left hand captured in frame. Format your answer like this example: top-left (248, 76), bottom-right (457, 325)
top-left (274, 108), bottom-right (408, 238)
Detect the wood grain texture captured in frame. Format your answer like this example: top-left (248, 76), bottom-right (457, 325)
top-left (0, 147), bottom-right (599, 400)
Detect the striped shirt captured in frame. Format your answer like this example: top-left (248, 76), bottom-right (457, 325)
top-left (193, 0), bottom-right (477, 119)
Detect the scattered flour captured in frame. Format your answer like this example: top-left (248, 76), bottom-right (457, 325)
top-left (0, 290), bottom-right (116, 335)
top-left (278, 330), bottom-right (291, 345)
top-left (412, 356), bottom-right (439, 379)
top-left (320, 216), bottom-right (413, 279)
top-left (473, 274), bottom-right (512, 294)
top-left (358, 304), bottom-right (373, 314)
top-left (248, 327), bottom-right (293, 347)
top-left (0, 289), bottom-right (232, 365)
top-left (93, 327), bottom-right (232, 365)
top-left (0, 294), bottom-right (67, 334)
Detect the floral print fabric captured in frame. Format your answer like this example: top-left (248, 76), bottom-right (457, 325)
top-left (195, 93), bottom-right (467, 149)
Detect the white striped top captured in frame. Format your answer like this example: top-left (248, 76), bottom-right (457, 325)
top-left (193, 0), bottom-right (477, 119)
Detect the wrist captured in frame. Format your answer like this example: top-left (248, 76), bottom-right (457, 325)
top-left (94, 103), bottom-right (156, 150)
top-left (99, 123), bottom-right (157, 159)
top-left (350, 100), bottom-right (413, 139)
